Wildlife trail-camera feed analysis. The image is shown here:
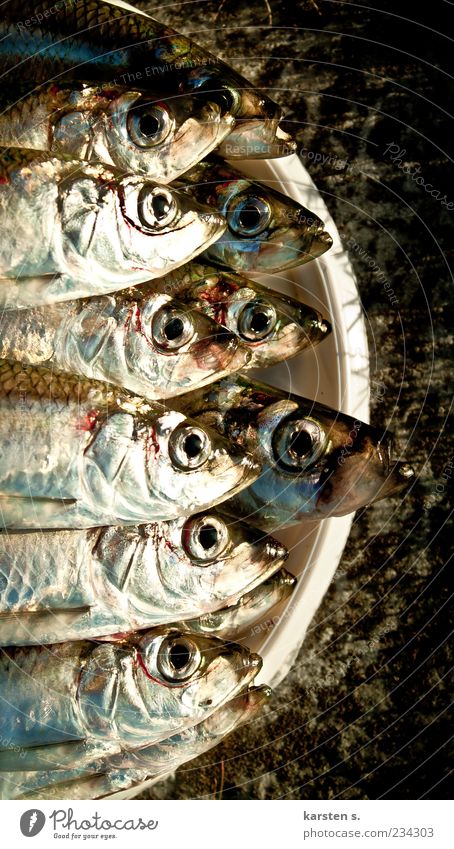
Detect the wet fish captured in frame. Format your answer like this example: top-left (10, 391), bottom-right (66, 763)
top-left (0, 0), bottom-right (294, 157)
top-left (0, 290), bottom-right (250, 399)
top-left (0, 512), bottom-right (287, 645)
top-left (172, 375), bottom-right (416, 530)
top-left (177, 159), bottom-right (332, 273)
top-left (0, 82), bottom-right (235, 183)
top-left (0, 629), bottom-right (262, 775)
top-left (1, 686), bottom-right (271, 800)
top-left (0, 362), bottom-right (259, 529)
top-left (0, 147), bottom-right (225, 309)
top-left (155, 262), bottom-right (331, 367)
top-left (182, 569), bottom-right (297, 640)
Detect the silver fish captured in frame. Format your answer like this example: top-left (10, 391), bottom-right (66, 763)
top-left (176, 158), bottom-right (332, 273)
top-left (0, 513), bottom-right (287, 645)
top-left (0, 148), bottom-right (225, 309)
top-left (0, 363), bottom-right (259, 529)
top-left (0, 629), bottom-right (262, 775)
top-left (172, 375), bottom-right (416, 530)
top-left (155, 262), bottom-right (331, 367)
top-left (182, 569), bottom-right (297, 640)
top-left (0, 290), bottom-right (250, 399)
top-left (1, 687), bottom-right (271, 801)
top-left (0, 1), bottom-right (293, 156)
top-left (0, 83), bottom-right (236, 183)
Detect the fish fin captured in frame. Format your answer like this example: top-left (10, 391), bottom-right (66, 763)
top-left (0, 738), bottom-right (119, 772)
top-left (0, 495), bottom-right (77, 529)
top-left (0, 606), bottom-right (92, 646)
top-left (0, 606), bottom-right (90, 622)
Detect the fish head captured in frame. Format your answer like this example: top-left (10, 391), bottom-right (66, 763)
top-left (122, 292), bottom-right (250, 396)
top-left (145, 510), bottom-right (287, 610)
top-left (188, 76), bottom-right (296, 159)
top-left (252, 399), bottom-right (415, 522)
top-left (182, 171), bottom-right (332, 272)
top-left (98, 89), bottom-right (236, 182)
top-left (180, 271), bottom-right (331, 367)
top-left (136, 628), bottom-right (263, 723)
top-left (60, 170), bottom-right (225, 282)
top-left (144, 410), bottom-right (260, 515)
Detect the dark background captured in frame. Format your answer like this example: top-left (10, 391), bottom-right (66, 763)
top-left (138, 0), bottom-right (453, 799)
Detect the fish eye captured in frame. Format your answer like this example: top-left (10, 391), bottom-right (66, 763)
top-left (157, 636), bottom-right (202, 682)
top-left (137, 185), bottom-right (178, 229)
top-left (238, 300), bottom-right (277, 341)
top-left (273, 417), bottom-right (326, 471)
top-left (152, 305), bottom-right (195, 351)
top-left (127, 101), bottom-right (174, 148)
top-left (169, 424), bottom-right (211, 470)
top-left (229, 195), bottom-right (272, 236)
top-left (182, 515), bottom-right (230, 562)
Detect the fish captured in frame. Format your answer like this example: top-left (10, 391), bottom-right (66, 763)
top-left (0, 628), bottom-right (262, 776)
top-left (0, 82), bottom-right (236, 183)
top-left (0, 290), bottom-right (250, 399)
top-left (0, 686), bottom-right (271, 800)
top-left (0, 147), bottom-right (225, 309)
top-left (155, 262), bottom-right (331, 367)
top-left (181, 569), bottom-right (297, 640)
top-left (171, 375), bottom-right (416, 530)
top-left (176, 159), bottom-right (333, 273)
top-left (0, 362), bottom-right (259, 529)
top-left (0, 512), bottom-right (287, 645)
top-left (0, 0), bottom-right (294, 157)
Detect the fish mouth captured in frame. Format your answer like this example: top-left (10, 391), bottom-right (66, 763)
top-left (218, 120), bottom-right (297, 159)
top-left (316, 426), bottom-right (415, 516)
top-left (309, 229), bottom-right (333, 260)
top-left (370, 460), bottom-right (415, 502)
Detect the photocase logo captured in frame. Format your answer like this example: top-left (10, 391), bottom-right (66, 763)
top-left (20, 810), bottom-right (46, 837)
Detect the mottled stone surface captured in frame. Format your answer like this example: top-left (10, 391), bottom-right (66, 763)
top-left (137, 0), bottom-right (453, 800)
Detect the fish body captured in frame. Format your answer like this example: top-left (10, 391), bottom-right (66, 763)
top-left (0, 147), bottom-right (224, 308)
top-left (0, 362), bottom-right (259, 529)
top-left (182, 568), bottom-right (296, 640)
top-left (0, 628), bottom-right (262, 771)
top-left (177, 159), bottom-right (332, 273)
top-left (0, 290), bottom-right (250, 399)
top-left (1, 686), bottom-right (270, 800)
top-left (0, 82), bottom-right (235, 183)
top-left (0, 0), bottom-right (292, 155)
top-left (155, 262), bottom-right (331, 367)
top-left (172, 375), bottom-right (415, 530)
top-left (0, 513), bottom-right (287, 644)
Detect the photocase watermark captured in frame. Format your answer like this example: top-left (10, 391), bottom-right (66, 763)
top-left (20, 810), bottom-right (46, 837)
top-left (299, 147), bottom-right (360, 174)
top-left (0, 732), bottom-right (26, 759)
top-left (111, 55), bottom-right (218, 87)
top-left (423, 457), bottom-right (453, 512)
top-left (338, 231), bottom-right (399, 306)
top-left (222, 141), bottom-right (291, 158)
top-left (250, 599), bottom-right (297, 637)
top-left (301, 626), bottom-right (392, 697)
top-left (384, 142), bottom-right (454, 210)
top-left (15, 0), bottom-right (79, 32)
top-left (18, 807), bottom-right (159, 839)
top-left (337, 419), bottom-right (363, 466)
